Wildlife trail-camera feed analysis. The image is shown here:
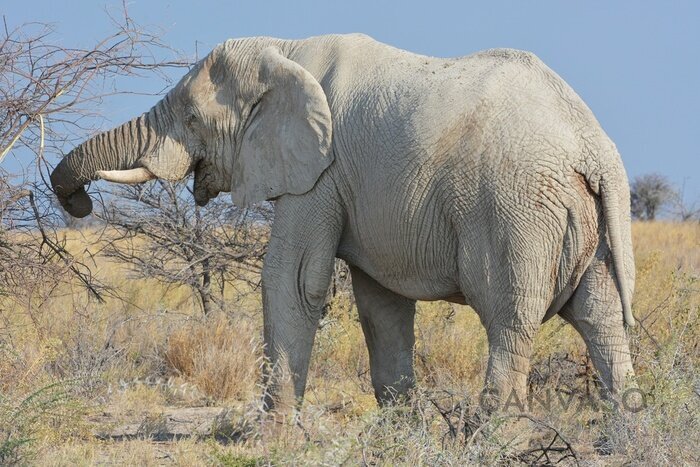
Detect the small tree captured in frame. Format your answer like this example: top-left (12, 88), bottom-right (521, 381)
top-left (630, 173), bottom-right (674, 221)
top-left (669, 179), bottom-right (700, 222)
top-left (100, 181), bottom-right (272, 315)
top-left (0, 5), bottom-right (190, 302)
top-left (0, 6), bottom-right (188, 166)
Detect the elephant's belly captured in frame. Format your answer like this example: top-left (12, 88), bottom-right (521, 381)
top-left (336, 220), bottom-right (464, 303)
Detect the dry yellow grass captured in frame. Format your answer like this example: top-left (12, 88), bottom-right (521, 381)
top-left (1, 221), bottom-right (698, 465)
top-left (633, 221), bottom-right (700, 272)
top-left (165, 314), bottom-right (261, 402)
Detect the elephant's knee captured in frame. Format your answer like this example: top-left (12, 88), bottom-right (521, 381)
top-left (261, 259), bottom-right (330, 317)
top-left (299, 259), bottom-right (334, 311)
top-left (303, 274), bottom-right (330, 308)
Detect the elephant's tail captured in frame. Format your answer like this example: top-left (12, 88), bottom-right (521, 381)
top-left (600, 176), bottom-right (636, 328)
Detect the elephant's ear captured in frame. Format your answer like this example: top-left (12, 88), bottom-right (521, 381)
top-left (232, 46), bottom-right (333, 206)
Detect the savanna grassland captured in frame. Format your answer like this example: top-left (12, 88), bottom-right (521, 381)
top-left (1, 222), bottom-right (698, 465)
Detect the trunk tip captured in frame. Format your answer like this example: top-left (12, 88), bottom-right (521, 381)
top-left (59, 187), bottom-right (93, 218)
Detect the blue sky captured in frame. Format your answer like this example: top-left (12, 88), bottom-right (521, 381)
top-left (4, 0), bottom-right (699, 200)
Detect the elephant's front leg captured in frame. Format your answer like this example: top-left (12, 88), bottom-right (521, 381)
top-left (260, 193), bottom-right (343, 411)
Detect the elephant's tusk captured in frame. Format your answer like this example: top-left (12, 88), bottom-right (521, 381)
top-left (96, 168), bottom-right (156, 184)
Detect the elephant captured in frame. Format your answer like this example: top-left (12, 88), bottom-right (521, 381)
top-left (51, 33), bottom-right (636, 410)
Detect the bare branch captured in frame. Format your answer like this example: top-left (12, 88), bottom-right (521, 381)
top-left (98, 181), bottom-right (272, 315)
top-left (0, 11), bottom-right (192, 164)
top-left (0, 6), bottom-right (192, 307)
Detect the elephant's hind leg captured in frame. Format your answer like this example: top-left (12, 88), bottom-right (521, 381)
top-left (560, 250), bottom-right (635, 397)
top-left (458, 238), bottom-right (548, 410)
top-left (350, 266), bottom-right (417, 406)
top-left (480, 294), bottom-right (547, 412)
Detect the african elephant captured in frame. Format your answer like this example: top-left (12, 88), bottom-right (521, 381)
top-left (51, 34), bottom-right (636, 409)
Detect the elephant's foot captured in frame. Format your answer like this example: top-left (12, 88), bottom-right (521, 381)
top-left (260, 374), bottom-right (299, 414)
top-left (373, 376), bottom-right (416, 407)
top-left (256, 405), bottom-right (310, 447)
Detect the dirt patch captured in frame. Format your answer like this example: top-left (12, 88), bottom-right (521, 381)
top-left (92, 406), bottom-right (249, 442)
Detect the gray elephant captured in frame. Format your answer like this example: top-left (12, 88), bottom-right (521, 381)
top-left (51, 34), bottom-right (636, 409)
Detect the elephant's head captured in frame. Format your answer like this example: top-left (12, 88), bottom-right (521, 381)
top-left (51, 39), bottom-right (333, 217)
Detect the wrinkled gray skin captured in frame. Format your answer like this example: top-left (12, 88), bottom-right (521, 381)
top-left (51, 34), bottom-right (636, 409)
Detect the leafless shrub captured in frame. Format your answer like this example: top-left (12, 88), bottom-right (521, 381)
top-left (0, 4), bottom-right (189, 166)
top-left (99, 181), bottom-right (271, 315)
top-left (669, 178), bottom-right (700, 222)
top-left (352, 389), bottom-right (579, 465)
top-left (0, 3), bottom-right (192, 304)
top-left (45, 311), bottom-right (128, 396)
top-left (0, 177), bottom-right (107, 348)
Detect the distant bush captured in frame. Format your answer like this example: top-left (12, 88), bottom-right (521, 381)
top-left (630, 173), bottom-right (675, 220)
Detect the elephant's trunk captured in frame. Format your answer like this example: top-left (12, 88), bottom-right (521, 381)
top-left (51, 107), bottom-right (159, 218)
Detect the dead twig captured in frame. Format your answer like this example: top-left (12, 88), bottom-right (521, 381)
top-left (24, 190), bottom-right (105, 302)
top-left (465, 412), bottom-right (579, 466)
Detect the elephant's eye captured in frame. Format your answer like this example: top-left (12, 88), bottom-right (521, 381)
top-left (185, 114), bottom-right (198, 129)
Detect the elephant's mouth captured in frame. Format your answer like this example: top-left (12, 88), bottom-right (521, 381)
top-left (192, 159), bottom-right (222, 206)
